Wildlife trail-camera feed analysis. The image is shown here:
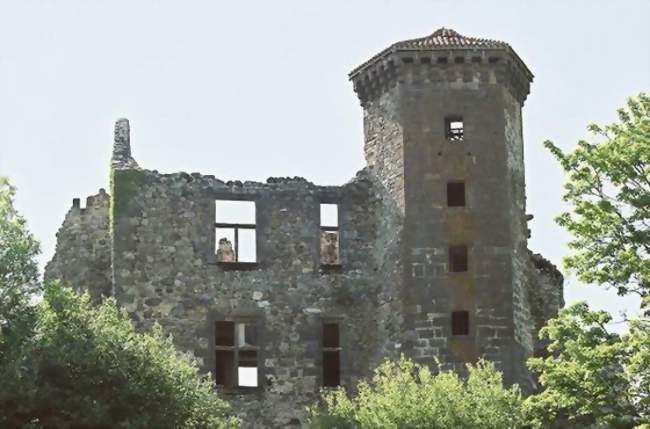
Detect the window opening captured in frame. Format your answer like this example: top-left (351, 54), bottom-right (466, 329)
top-left (445, 117), bottom-right (464, 142)
top-left (447, 182), bottom-right (466, 207)
top-left (452, 311), bottom-right (470, 336)
top-left (215, 200), bottom-right (256, 263)
top-left (320, 204), bottom-right (340, 266)
top-left (449, 245), bottom-right (468, 272)
top-left (323, 323), bottom-right (341, 387)
top-left (215, 320), bottom-right (259, 388)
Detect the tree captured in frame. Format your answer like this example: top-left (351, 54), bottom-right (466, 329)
top-left (0, 282), bottom-right (240, 429)
top-left (0, 176), bottom-right (40, 328)
top-left (0, 177), bottom-right (237, 428)
top-left (524, 302), bottom-right (649, 428)
top-left (308, 357), bottom-right (524, 429)
top-left (544, 93), bottom-right (649, 302)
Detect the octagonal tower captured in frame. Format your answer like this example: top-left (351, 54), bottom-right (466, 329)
top-left (350, 28), bottom-right (536, 387)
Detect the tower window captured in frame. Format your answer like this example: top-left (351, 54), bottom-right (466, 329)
top-left (447, 182), bottom-right (466, 207)
top-left (322, 322), bottom-right (341, 387)
top-left (215, 320), bottom-right (259, 388)
top-left (320, 203), bottom-right (340, 266)
top-left (449, 245), bottom-right (468, 272)
top-left (451, 311), bottom-right (470, 336)
top-left (215, 200), bottom-right (256, 264)
top-left (445, 117), bottom-right (464, 141)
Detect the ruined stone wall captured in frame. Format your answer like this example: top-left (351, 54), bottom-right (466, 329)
top-left (528, 253), bottom-right (564, 359)
top-left (363, 88), bottom-right (405, 212)
top-left (110, 166), bottom-right (403, 428)
top-left (44, 189), bottom-right (111, 300)
top-left (44, 29), bottom-right (568, 426)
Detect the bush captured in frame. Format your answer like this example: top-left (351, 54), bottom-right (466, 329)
top-left (308, 356), bottom-right (523, 429)
top-left (0, 283), bottom-right (239, 429)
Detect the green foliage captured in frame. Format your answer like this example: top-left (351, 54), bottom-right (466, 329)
top-left (0, 283), bottom-right (239, 429)
top-left (544, 93), bottom-right (649, 300)
top-left (525, 302), bottom-right (649, 428)
top-left (308, 356), bottom-right (523, 429)
top-left (0, 176), bottom-right (40, 327)
top-left (111, 168), bottom-right (145, 221)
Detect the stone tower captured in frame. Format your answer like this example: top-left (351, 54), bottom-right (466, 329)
top-left (349, 28), bottom-right (536, 385)
top-left (46, 28), bottom-right (563, 428)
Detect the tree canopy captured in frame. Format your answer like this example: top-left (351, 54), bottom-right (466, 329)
top-left (544, 93), bottom-right (649, 302)
top-left (0, 282), bottom-right (240, 429)
top-left (308, 357), bottom-right (524, 429)
top-left (0, 176), bottom-right (40, 328)
top-left (524, 302), bottom-right (648, 428)
top-left (0, 176), bottom-right (238, 429)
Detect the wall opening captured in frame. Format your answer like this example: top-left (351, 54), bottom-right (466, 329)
top-left (320, 204), bottom-right (340, 266)
top-left (215, 200), bottom-right (256, 263)
top-left (215, 320), bottom-right (259, 388)
top-left (447, 182), bottom-right (466, 207)
top-left (451, 311), bottom-right (470, 336)
top-left (445, 117), bottom-right (464, 142)
top-left (322, 322), bottom-right (341, 387)
top-left (449, 245), bottom-right (468, 272)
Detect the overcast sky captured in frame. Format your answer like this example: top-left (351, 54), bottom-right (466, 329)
top-left (1, 0), bottom-right (648, 325)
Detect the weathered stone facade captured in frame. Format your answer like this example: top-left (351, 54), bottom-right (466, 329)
top-left (46, 28), bottom-right (563, 428)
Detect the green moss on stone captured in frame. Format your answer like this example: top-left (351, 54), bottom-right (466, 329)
top-left (110, 169), bottom-right (145, 223)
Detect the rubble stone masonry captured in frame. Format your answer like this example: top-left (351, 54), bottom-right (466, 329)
top-left (46, 28), bottom-right (563, 428)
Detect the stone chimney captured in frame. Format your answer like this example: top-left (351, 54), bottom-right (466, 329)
top-left (111, 118), bottom-right (139, 169)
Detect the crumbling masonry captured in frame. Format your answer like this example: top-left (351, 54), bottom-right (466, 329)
top-left (45, 28), bottom-right (563, 428)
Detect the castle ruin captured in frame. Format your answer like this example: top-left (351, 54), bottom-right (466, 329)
top-left (45, 28), bottom-right (564, 428)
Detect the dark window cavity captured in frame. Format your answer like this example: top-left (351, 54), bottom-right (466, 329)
top-left (215, 320), bottom-right (259, 388)
top-left (323, 322), bottom-right (341, 387)
top-left (320, 203), bottom-right (340, 266)
top-left (447, 182), bottom-right (466, 207)
top-left (452, 311), bottom-right (470, 336)
top-left (449, 245), bottom-right (468, 272)
top-left (215, 200), bottom-right (256, 263)
top-left (445, 117), bottom-right (464, 142)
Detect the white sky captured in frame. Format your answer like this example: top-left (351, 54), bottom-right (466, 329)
top-left (1, 1), bottom-right (648, 327)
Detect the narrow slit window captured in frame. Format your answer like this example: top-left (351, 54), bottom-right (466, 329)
top-left (447, 182), bottom-right (466, 207)
top-left (449, 245), bottom-right (468, 272)
top-left (322, 323), bottom-right (341, 387)
top-left (445, 117), bottom-right (464, 142)
top-left (215, 200), bottom-right (256, 263)
top-left (452, 311), bottom-right (470, 336)
top-left (320, 204), bottom-right (340, 266)
top-left (215, 320), bottom-right (259, 388)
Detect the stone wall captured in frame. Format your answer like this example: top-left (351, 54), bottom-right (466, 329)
top-left (45, 28), bottom-right (566, 428)
top-left (108, 165), bottom-right (404, 428)
top-left (528, 253), bottom-right (564, 359)
top-left (45, 189), bottom-right (111, 300)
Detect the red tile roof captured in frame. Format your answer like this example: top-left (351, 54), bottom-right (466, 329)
top-left (349, 27), bottom-right (530, 80)
top-left (395, 27), bottom-right (508, 49)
